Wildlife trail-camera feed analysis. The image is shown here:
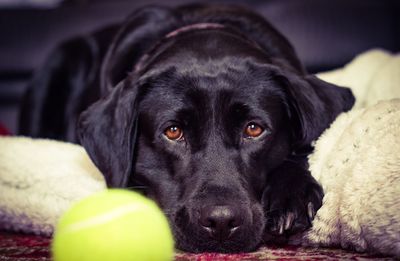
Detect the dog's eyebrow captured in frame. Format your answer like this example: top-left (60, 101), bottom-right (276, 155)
top-left (229, 102), bottom-right (251, 116)
top-left (230, 102), bottom-right (272, 124)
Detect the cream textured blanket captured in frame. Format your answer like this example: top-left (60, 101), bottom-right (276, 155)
top-left (0, 49), bottom-right (399, 256)
top-left (289, 99), bottom-right (400, 257)
top-left (0, 138), bottom-right (106, 236)
top-left (291, 49), bottom-right (400, 257)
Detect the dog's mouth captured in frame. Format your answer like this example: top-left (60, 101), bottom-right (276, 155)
top-left (170, 202), bottom-right (265, 253)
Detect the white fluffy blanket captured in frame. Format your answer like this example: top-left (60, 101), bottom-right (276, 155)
top-left (0, 49), bottom-right (399, 257)
top-left (289, 99), bottom-right (400, 257)
top-left (289, 49), bottom-right (400, 257)
top-left (0, 138), bottom-right (106, 235)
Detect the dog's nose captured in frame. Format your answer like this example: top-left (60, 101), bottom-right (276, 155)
top-left (199, 205), bottom-right (242, 241)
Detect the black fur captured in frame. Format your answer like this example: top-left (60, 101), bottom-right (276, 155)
top-left (20, 4), bottom-right (355, 253)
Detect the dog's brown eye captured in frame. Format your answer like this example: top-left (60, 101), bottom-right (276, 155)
top-left (244, 123), bottom-right (264, 138)
top-left (164, 126), bottom-right (183, 141)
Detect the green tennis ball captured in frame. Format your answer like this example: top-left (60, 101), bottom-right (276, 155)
top-left (52, 189), bottom-right (174, 261)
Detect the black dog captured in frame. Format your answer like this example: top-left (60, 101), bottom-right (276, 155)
top-left (20, 4), bottom-right (354, 253)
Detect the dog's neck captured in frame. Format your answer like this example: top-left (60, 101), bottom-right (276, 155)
top-left (165, 23), bottom-right (225, 38)
top-left (134, 23), bottom-right (226, 73)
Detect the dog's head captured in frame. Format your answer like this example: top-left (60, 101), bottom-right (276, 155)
top-left (78, 5), bottom-right (354, 252)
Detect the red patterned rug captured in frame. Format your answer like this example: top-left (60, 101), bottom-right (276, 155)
top-left (0, 231), bottom-right (394, 261)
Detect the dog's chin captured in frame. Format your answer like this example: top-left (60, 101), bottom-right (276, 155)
top-left (174, 227), bottom-right (263, 253)
top-left (171, 204), bottom-right (265, 253)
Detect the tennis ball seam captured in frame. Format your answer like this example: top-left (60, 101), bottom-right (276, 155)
top-left (61, 203), bottom-right (154, 234)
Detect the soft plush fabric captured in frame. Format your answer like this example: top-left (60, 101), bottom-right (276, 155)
top-left (317, 49), bottom-right (400, 109)
top-left (0, 138), bottom-right (106, 236)
top-left (0, 49), bottom-right (399, 258)
top-left (289, 99), bottom-right (400, 257)
top-left (292, 49), bottom-right (400, 257)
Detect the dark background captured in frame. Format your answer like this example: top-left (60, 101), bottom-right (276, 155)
top-left (0, 0), bottom-right (399, 134)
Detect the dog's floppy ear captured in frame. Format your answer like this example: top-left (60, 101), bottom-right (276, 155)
top-left (78, 79), bottom-right (141, 187)
top-left (277, 73), bottom-right (355, 149)
top-left (100, 6), bottom-right (180, 93)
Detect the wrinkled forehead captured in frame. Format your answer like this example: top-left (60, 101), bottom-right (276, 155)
top-left (136, 30), bottom-right (287, 120)
top-left (137, 64), bottom-right (286, 124)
